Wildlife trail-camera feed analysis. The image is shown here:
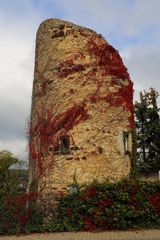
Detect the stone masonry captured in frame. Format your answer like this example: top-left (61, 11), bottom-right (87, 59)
top-left (28, 18), bottom-right (134, 196)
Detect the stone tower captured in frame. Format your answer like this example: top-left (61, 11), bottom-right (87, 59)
top-left (29, 19), bottom-right (134, 195)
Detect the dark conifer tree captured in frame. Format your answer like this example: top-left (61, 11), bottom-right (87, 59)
top-left (135, 88), bottom-right (160, 173)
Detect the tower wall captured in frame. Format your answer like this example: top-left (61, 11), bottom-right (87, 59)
top-left (29, 19), bottom-right (134, 195)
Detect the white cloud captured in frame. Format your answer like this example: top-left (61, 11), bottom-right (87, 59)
top-left (49, 0), bottom-right (160, 38)
top-left (121, 44), bottom-right (160, 101)
top-left (0, 1), bottom-right (39, 160)
top-left (0, 139), bottom-right (28, 162)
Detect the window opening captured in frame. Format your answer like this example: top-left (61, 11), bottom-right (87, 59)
top-left (48, 146), bottom-right (53, 152)
top-left (60, 136), bottom-right (70, 154)
top-left (123, 131), bottom-right (130, 154)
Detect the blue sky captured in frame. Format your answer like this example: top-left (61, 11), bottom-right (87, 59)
top-left (0, 0), bottom-right (160, 162)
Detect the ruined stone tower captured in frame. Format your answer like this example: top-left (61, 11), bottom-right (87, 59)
top-left (29, 19), bottom-right (134, 195)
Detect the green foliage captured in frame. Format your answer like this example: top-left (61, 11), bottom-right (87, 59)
top-left (1, 180), bottom-right (160, 235)
top-left (135, 88), bottom-right (160, 174)
top-left (0, 192), bottom-right (43, 235)
top-left (128, 129), bottom-right (138, 179)
top-left (0, 150), bottom-right (18, 169)
top-left (53, 180), bottom-right (160, 231)
top-left (0, 150), bottom-right (27, 200)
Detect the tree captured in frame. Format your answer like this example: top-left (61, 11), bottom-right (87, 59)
top-left (0, 150), bottom-right (25, 199)
top-left (135, 88), bottom-right (160, 174)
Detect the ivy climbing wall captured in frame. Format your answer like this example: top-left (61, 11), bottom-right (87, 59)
top-left (29, 18), bottom-right (134, 195)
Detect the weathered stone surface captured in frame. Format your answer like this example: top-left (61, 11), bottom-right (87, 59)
top-left (28, 18), bottom-right (134, 196)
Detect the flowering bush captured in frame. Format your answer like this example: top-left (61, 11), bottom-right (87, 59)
top-left (149, 192), bottom-right (160, 215)
top-left (1, 181), bottom-right (160, 235)
top-left (56, 180), bottom-right (160, 231)
top-left (0, 192), bottom-right (43, 235)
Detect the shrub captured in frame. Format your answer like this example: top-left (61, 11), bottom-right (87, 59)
top-left (55, 180), bottom-right (160, 231)
top-left (1, 180), bottom-right (160, 235)
top-left (0, 192), bottom-right (43, 235)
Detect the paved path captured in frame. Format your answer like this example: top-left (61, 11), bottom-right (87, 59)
top-left (0, 230), bottom-right (160, 240)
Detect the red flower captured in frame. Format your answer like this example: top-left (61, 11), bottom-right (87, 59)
top-left (19, 212), bottom-right (29, 227)
top-left (98, 198), bottom-right (113, 209)
top-left (149, 193), bottom-right (160, 214)
top-left (65, 208), bottom-right (72, 216)
top-left (16, 194), bottom-right (27, 206)
top-left (85, 186), bottom-right (97, 197)
top-left (84, 217), bottom-right (96, 231)
top-left (27, 191), bottom-right (38, 201)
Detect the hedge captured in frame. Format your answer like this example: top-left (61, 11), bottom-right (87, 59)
top-left (0, 180), bottom-right (160, 235)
